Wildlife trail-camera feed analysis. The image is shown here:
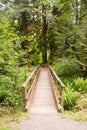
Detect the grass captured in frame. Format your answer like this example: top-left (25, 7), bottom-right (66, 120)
top-left (62, 93), bottom-right (87, 121)
top-left (0, 110), bottom-right (20, 130)
top-left (0, 109), bottom-right (29, 130)
top-left (0, 109), bottom-right (30, 130)
top-left (0, 103), bottom-right (30, 130)
top-left (0, 128), bottom-right (10, 130)
top-left (62, 111), bottom-right (87, 121)
top-left (0, 128), bottom-right (9, 130)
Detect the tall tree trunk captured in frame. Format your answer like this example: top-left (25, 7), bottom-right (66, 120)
top-left (76, 0), bottom-right (79, 25)
top-left (20, 11), bottom-right (31, 66)
top-left (20, 11), bottom-right (28, 49)
top-left (41, 4), bottom-right (48, 64)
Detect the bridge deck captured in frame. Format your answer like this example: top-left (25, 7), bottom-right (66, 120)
top-left (28, 67), bottom-right (57, 114)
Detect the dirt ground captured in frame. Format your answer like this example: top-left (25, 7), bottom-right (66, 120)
top-left (20, 113), bottom-right (87, 130)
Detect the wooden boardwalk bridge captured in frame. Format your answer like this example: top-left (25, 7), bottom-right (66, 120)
top-left (22, 65), bottom-right (65, 113)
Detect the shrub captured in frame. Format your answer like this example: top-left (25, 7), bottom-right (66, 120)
top-left (53, 58), bottom-right (81, 83)
top-left (30, 53), bottom-right (42, 65)
top-left (64, 86), bottom-right (80, 110)
top-left (72, 77), bottom-right (87, 92)
top-left (0, 66), bottom-right (33, 109)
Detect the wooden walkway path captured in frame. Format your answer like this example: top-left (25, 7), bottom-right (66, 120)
top-left (29, 68), bottom-right (57, 113)
top-left (22, 65), bottom-right (65, 113)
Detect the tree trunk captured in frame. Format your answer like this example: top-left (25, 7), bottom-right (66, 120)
top-left (76, 0), bottom-right (79, 25)
top-left (41, 4), bottom-right (48, 64)
top-left (20, 11), bottom-right (28, 50)
top-left (20, 10), bottom-right (31, 66)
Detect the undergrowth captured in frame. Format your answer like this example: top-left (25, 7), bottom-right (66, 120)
top-left (64, 87), bottom-right (80, 110)
top-left (0, 66), bottom-right (35, 115)
top-left (53, 58), bottom-right (87, 111)
top-left (62, 111), bottom-right (87, 121)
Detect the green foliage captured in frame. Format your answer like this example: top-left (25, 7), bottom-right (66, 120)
top-left (0, 128), bottom-right (9, 130)
top-left (72, 78), bottom-right (87, 92)
top-left (0, 10), bottom-right (38, 112)
top-left (53, 59), bottom-right (87, 110)
top-left (71, 111), bottom-right (87, 121)
top-left (0, 15), bottom-right (34, 110)
top-left (0, 108), bottom-right (7, 116)
top-left (63, 111), bottom-right (87, 121)
top-left (0, 66), bottom-right (33, 108)
top-left (64, 86), bottom-right (80, 110)
top-left (47, 0), bottom-right (87, 74)
top-left (30, 53), bottom-right (42, 65)
top-left (53, 58), bottom-right (81, 83)
top-left (53, 59), bottom-right (80, 110)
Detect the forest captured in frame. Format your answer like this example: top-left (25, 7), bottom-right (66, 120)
top-left (0, 0), bottom-right (87, 121)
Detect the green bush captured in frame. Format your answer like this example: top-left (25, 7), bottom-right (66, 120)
top-left (72, 77), bottom-right (87, 92)
top-left (0, 91), bottom-right (8, 103)
top-left (0, 20), bottom-right (36, 112)
top-left (0, 66), bottom-right (33, 109)
top-left (30, 53), bottom-right (42, 65)
top-left (0, 87), bottom-right (22, 107)
top-left (64, 86), bottom-right (80, 110)
top-left (53, 58), bottom-right (81, 83)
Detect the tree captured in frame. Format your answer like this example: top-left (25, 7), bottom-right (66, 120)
top-left (41, 3), bottom-right (48, 64)
top-left (76, 0), bottom-right (79, 24)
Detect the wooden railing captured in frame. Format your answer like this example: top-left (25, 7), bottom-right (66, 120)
top-left (22, 65), bottom-right (65, 112)
top-left (22, 65), bottom-right (40, 111)
top-left (48, 65), bottom-right (65, 112)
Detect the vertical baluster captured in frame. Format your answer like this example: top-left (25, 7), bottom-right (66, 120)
top-left (60, 87), bottom-right (65, 108)
top-left (22, 85), bottom-right (27, 105)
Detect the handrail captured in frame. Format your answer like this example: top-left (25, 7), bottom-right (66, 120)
top-left (48, 65), bottom-right (65, 111)
top-left (48, 65), bottom-right (65, 88)
top-left (22, 65), bottom-right (40, 109)
top-left (22, 65), bottom-right (39, 88)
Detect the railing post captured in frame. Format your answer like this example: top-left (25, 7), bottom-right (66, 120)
top-left (22, 85), bottom-right (27, 105)
top-left (60, 87), bottom-right (65, 109)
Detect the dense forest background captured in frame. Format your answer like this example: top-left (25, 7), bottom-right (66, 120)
top-left (0, 0), bottom-right (87, 114)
